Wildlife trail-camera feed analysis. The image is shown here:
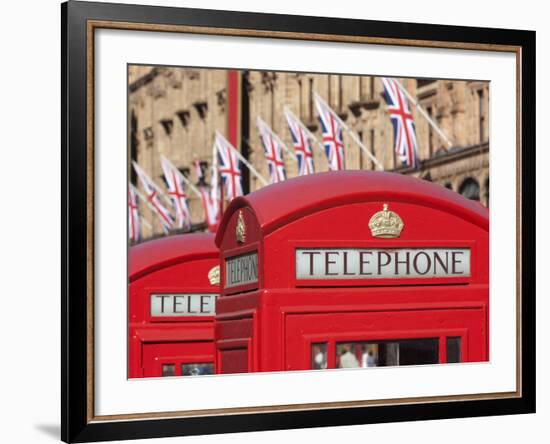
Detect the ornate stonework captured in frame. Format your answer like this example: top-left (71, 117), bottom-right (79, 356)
top-left (129, 66), bottom-right (489, 240)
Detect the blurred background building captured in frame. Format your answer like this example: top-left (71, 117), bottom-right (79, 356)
top-left (128, 66), bottom-right (489, 241)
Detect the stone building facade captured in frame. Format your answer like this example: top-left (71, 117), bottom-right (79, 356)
top-left (128, 65), bottom-right (489, 241)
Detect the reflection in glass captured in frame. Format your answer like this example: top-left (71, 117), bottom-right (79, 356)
top-left (336, 338), bottom-right (439, 368)
top-left (446, 337), bottom-right (462, 363)
top-left (181, 363), bottom-right (214, 376)
top-left (311, 343), bottom-right (328, 369)
top-left (162, 363), bottom-right (176, 376)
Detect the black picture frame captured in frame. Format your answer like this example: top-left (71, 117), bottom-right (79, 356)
top-left (61, 1), bottom-right (536, 442)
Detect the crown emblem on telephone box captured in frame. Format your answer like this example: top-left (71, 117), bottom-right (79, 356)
top-left (236, 210), bottom-right (246, 243)
top-left (208, 265), bottom-right (220, 286)
top-left (368, 203), bottom-right (404, 238)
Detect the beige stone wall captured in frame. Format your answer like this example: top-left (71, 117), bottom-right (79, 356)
top-left (129, 66), bottom-right (489, 240)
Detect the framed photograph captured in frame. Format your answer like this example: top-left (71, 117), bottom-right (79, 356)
top-left (62, 0), bottom-right (535, 442)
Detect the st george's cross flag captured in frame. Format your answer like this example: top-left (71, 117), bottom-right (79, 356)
top-left (284, 111), bottom-right (315, 175)
top-left (133, 161), bottom-right (174, 234)
top-left (160, 156), bottom-right (192, 230)
top-left (257, 118), bottom-right (287, 183)
top-left (314, 95), bottom-right (345, 171)
top-left (214, 133), bottom-right (243, 201)
top-left (199, 184), bottom-right (220, 233)
top-left (381, 77), bottom-right (420, 168)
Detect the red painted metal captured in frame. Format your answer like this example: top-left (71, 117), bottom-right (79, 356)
top-left (215, 171), bottom-right (489, 373)
top-left (226, 70), bottom-right (241, 148)
top-left (128, 233), bottom-right (219, 378)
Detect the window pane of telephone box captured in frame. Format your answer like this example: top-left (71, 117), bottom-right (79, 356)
top-left (446, 337), bottom-right (462, 363)
top-left (162, 363), bottom-right (176, 376)
top-left (311, 343), bottom-right (328, 369)
top-left (182, 363), bottom-right (214, 376)
top-left (337, 339), bottom-right (439, 368)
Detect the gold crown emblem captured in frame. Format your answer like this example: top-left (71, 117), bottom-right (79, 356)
top-left (208, 265), bottom-right (220, 286)
top-left (236, 210), bottom-right (246, 243)
top-left (368, 204), bottom-right (404, 238)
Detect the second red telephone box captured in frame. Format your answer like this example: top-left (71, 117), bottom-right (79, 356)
top-left (128, 233), bottom-right (220, 378)
top-left (214, 171), bottom-right (489, 373)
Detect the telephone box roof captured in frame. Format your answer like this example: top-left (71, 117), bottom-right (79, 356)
top-left (215, 171), bottom-right (488, 246)
top-left (129, 232), bottom-right (218, 282)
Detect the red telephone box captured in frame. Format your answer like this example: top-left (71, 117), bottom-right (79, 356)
top-left (128, 233), bottom-right (220, 378)
top-left (215, 171), bottom-right (489, 373)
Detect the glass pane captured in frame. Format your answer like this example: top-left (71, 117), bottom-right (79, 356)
top-left (336, 343), bottom-right (361, 368)
top-left (162, 363), bottom-right (175, 376)
top-left (181, 363), bottom-right (214, 376)
top-left (311, 343), bottom-right (328, 369)
top-left (397, 338), bottom-right (439, 365)
top-left (336, 338), bottom-right (439, 369)
top-left (446, 337), bottom-right (462, 363)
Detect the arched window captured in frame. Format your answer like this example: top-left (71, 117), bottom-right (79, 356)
top-left (459, 178), bottom-right (480, 201)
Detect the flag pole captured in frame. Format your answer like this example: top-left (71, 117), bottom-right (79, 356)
top-left (314, 93), bottom-right (384, 171)
top-left (215, 131), bottom-right (269, 186)
top-left (140, 216), bottom-right (152, 230)
top-left (283, 107), bottom-right (325, 155)
top-left (391, 79), bottom-right (453, 150)
top-left (256, 117), bottom-right (297, 161)
top-left (160, 155), bottom-right (202, 198)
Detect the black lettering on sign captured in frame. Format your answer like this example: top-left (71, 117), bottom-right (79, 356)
top-left (296, 248), bottom-right (471, 280)
top-left (377, 251), bottom-right (391, 275)
top-left (325, 251), bottom-right (339, 275)
top-left (225, 253), bottom-right (259, 288)
top-left (359, 251), bottom-right (373, 275)
top-left (150, 294), bottom-right (218, 316)
top-left (394, 251), bottom-right (411, 275)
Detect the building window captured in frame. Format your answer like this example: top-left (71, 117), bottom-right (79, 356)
top-left (417, 79), bottom-right (436, 88)
top-left (369, 77), bottom-right (375, 99)
top-left (308, 77), bottom-right (314, 122)
top-left (478, 89), bottom-right (485, 143)
top-left (130, 111), bottom-right (138, 185)
top-left (338, 75), bottom-right (343, 111)
top-left (297, 77), bottom-right (303, 119)
top-left (426, 105), bottom-right (434, 157)
top-left (459, 178), bottom-right (480, 201)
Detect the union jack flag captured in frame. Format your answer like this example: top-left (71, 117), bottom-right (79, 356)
top-left (285, 111), bottom-right (315, 175)
top-left (133, 162), bottom-right (174, 234)
top-left (382, 77), bottom-right (420, 169)
top-left (128, 185), bottom-right (141, 243)
top-left (160, 156), bottom-right (192, 230)
top-left (257, 118), bottom-right (286, 183)
top-left (314, 95), bottom-right (345, 171)
top-left (215, 133), bottom-right (243, 201)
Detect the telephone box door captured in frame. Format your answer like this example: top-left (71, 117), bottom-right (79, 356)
top-left (285, 307), bottom-right (487, 371)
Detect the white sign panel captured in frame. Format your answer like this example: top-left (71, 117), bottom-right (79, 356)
top-left (225, 252), bottom-right (259, 288)
top-left (150, 294), bottom-right (217, 317)
top-left (296, 248), bottom-right (470, 280)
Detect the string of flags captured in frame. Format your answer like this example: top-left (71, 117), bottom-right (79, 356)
top-left (129, 77), bottom-right (448, 242)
